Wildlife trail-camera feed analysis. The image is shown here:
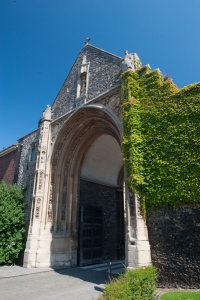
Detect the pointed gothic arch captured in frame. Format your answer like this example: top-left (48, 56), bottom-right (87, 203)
top-left (50, 105), bottom-right (124, 265)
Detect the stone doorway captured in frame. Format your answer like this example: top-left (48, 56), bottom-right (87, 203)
top-left (77, 132), bottom-right (125, 266)
top-left (24, 105), bottom-right (126, 268)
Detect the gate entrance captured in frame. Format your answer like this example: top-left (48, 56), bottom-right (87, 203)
top-left (78, 179), bottom-right (125, 266)
top-left (79, 207), bottom-right (103, 266)
top-left (78, 134), bottom-right (124, 266)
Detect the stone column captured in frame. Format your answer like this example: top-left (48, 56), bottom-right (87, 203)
top-left (23, 105), bottom-right (52, 267)
top-left (125, 185), bottom-right (151, 268)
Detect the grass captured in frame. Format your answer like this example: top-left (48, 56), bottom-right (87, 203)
top-left (160, 291), bottom-right (200, 300)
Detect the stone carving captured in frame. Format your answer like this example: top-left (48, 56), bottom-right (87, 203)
top-left (38, 171), bottom-right (44, 190)
top-left (80, 72), bottom-right (87, 97)
top-left (35, 198), bottom-right (41, 219)
top-left (42, 105), bottom-right (52, 120)
top-left (47, 184), bottom-right (53, 222)
top-left (121, 51), bottom-right (142, 72)
top-left (52, 111), bottom-right (93, 166)
top-left (96, 92), bottom-right (121, 118)
top-left (36, 153), bottom-right (40, 168)
top-left (41, 151), bottom-right (46, 163)
top-left (39, 121), bottom-right (50, 146)
top-left (80, 56), bottom-right (88, 73)
top-left (51, 118), bottom-right (109, 183)
top-left (51, 119), bottom-right (66, 143)
top-left (51, 104), bottom-right (118, 194)
top-left (47, 199), bottom-right (52, 221)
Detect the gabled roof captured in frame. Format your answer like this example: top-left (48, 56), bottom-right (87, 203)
top-left (51, 44), bottom-right (123, 120)
top-left (77, 43), bottom-right (122, 60)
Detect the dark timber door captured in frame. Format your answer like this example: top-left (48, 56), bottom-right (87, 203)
top-left (79, 207), bottom-right (103, 266)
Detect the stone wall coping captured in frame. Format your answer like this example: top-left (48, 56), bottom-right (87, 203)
top-left (0, 144), bottom-right (19, 158)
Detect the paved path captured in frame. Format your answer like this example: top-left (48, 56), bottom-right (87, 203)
top-left (1, 263), bottom-right (198, 299)
top-left (0, 262), bottom-right (124, 300)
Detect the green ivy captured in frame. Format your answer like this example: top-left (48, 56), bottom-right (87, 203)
top-left (0, 181), bottom-right (26, 265)
top-left (121, 67), bottom-right (200, 212)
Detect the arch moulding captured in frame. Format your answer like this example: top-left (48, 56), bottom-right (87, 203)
top-left (49, 105), bottom-right (123, 266)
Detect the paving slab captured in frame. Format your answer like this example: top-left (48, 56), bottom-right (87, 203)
top-left (0, 265), bottom-right (60, 278)
top-left (1, 265), bottom-right (199, 299)
top-left (0, 266), bottom-right (107, 300)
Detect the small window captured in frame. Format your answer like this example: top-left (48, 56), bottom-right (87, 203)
top-left (30, 146), bottom-right (36, 161)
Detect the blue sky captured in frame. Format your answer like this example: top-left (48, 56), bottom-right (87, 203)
top-left (0, 0), bottom-right (200, 150)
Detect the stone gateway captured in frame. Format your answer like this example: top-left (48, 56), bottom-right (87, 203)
top-left (0, 43), bottom-right (199, 288)
top-left (0, 44), bottom-right (150, 269)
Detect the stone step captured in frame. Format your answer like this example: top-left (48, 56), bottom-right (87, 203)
top-left (80, 260), bottom-right (125, 274)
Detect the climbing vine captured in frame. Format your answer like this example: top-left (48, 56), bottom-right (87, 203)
top-left (121, 66), bottom-right (200, 211)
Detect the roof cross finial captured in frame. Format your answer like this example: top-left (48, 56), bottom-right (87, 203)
top-left (84, 37), bottom-right (91, 46)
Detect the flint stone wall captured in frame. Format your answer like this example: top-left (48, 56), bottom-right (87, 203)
top-left (52, 45), bottom-right (122, 120)
top-left (147, 205), bottom-right (200, 288)
top-left (18, 130), bottom-right (39, 223)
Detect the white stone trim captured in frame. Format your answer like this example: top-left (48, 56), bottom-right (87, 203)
top-left (0, 144), bottom-right (19, 157)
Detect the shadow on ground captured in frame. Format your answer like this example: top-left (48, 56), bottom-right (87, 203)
top-left (53, 265), bottom-right (118, 286)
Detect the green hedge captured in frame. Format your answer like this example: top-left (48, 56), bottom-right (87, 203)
top-left (121, 66), bottom-right (200, 212)
top-left (0, 181), bottom-right (26, 265)
top-left (100, 265), bottom-right (157, 300)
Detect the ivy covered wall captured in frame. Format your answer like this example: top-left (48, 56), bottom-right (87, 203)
top-left (121, 66), bottom-right (200, 211)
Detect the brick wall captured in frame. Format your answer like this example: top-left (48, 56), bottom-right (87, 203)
top-left (0, 145), bottom-right (21, 185)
